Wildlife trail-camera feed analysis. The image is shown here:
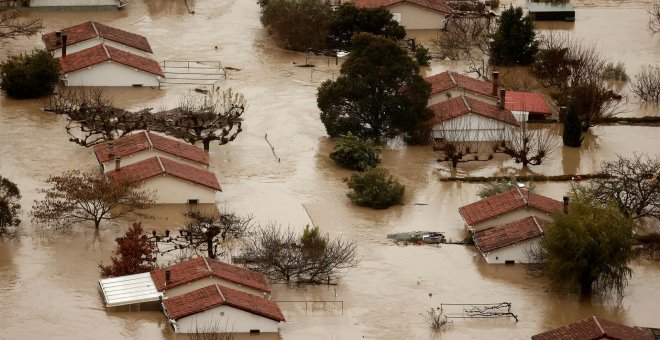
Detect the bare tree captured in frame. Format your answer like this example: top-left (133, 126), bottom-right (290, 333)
top-left (0, 11), bottom-right (43, 44)
top-left (493, 124), bottom-right (560, 167)
top-left (434, 15), bottom-right (494, 79)
top-left (31, 170), bottom-right (155, 229)
top-left (650, 3), bottom-right (660, 32)
top-left (630, 65), bottom-right (660, 102)
top-left (161, 89), bottom-right (245, 150)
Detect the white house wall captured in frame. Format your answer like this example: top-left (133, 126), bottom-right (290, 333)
top-left (387, 3), bottom-right (447, 30)
top-left (428, 89), bottom-right (498, 106)
top-left (174, 305), bottom-right (280, 333)
top-left (163, 277), bottom-right (269, 299)
top-left (432, 114), bottom-right (511, 142)
top-left (101, 149), bottom-right (207, 173)
top-left (468, 208), bottom-right (554, 232)
top-left (30, 0), bottom-right (119, 7)
top-left (482, 238), bottom-right (541, 264)
top-left (63, 62), bottom-right (160, 87)
top-left (139, 175), bottom-right (217, 204)
top-left (52, 39), bottom-right (151, 58)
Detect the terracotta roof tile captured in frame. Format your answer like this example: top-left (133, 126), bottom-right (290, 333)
top-left (163, 284), bottom-right (285, 322)
top-left (473, 216), bottom-right (547, 253)
top-left (532, 316), bottom-right (654, 340)
top-left (505, 91), bottom-right (553, 116)
top-left (425, 71), bottom-right (496, 98)
top-left (93, 132), bottom-right (209, 166)
top-left (354, 0), bottom-right (452, 13)
top-left (43, 21), bottom-right (152, 53)
top-left (428, 96), bottom-right (519, 126)
top-left (59, 44), bottom-right (164, 77)
top-left (150, 257), bottom-right (271, 293)
top-left (106, 156), bottom-right (221, 191)
top-left (459, 188), bottom-right (563, 226)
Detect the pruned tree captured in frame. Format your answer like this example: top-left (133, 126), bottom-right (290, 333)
top-left (586, 154), bottom-right (660, 221)
top-left (0, 175), bottom-right (21, 236)
top-left (161, 89), bottom-right (245, 150)
top-left (630, 65), bottom-right (660, 102)
top-left (0, 11), bottom-right (43, 44)
top-left (649, 3), bottom-right (660, 32)
top-left (241, 224), bottom-right (358, 284)
top-left (434, 15), bottom-right (494, 78)
top-left (493, 124), bottom-right (560, 167)
top-left (525, 186), bottom-right (635, 298)
top-left (31, 170), bottom-right (155, 229)
top-left (99, 222), bottom-right (157, 278)
top-left (156, 210), bottom-right (254, 259)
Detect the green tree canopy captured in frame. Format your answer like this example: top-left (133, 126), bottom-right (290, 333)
top-left (330, 133), bottom-right (381, 171)
top-left (528, 186), bottom-right (635, 298)
top-left (328, 3), bottom-right (406, 50)
top-left (0, 49), bottom-right (59, 99)
top-left (346, 167), bottom-right (405, 209)
top-left (317, 33), bottom-right (432, 139)
top-left (260, 0), bottom-right (333, 51)
top-left (489, 6), bottom-right (538, 65)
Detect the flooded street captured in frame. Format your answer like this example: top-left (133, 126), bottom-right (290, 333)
top-left (1, 0), bottom-right (660, 339)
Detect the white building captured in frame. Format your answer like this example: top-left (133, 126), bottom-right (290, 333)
top-left (105, 156), bottom-right (220, 204)
top-left (472, 216), bottom-right (548, 264)
top-left (458, 188), bottom-right (565, 232)
top-left (98, 272), bottom-right (163, 311)
top-left (28, 0), bottom-right (127, 9)
top-left (43, 21), bottom-right (152, 58)
top-left (353, 0), bottom-right (453, 30)
top-left (58, 44), bottom-right (163, 87)
top-left (162, 284), bottom-right (285, 334)
top-left (429, 96), bottom-right (519, 142)
top-left (150, 257), bottom-right (272, 299)
top-left (425, 71), bottom-right (499, 106)
top-left (94, 131), bottom-right (209, 173)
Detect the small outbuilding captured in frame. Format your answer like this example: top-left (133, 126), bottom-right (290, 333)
top-left (94, 131), bottom-right (209, 173)
top-left (98, 272), bottom-right (163, 311)
top-left (505, 91), bottom-right (554, 122)
top-left (58, 44), bottom-right (164, 87)
top-left (527, 2), bottom-right (575, 22)
top-left (162, 284), bottom-right (285, 334)
top-left (106, 156), bottom-right (220, 204)
top-left (353, 0), bottom-right (453, 30)
top-left (459, 188), bottom-right (564, 232)
top-left (472, 216), bottom-right (548, 264)
top-left (425, 70), bottom-right (499, 106)
top-left (532, 315), bottom-right (655, 340)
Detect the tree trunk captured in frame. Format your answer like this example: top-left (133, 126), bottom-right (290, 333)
top-left (451, 158), bottom-right (459, 169)
top-left (207, 237), bottom-right (215, 258)
top-left (203, 139), bottom-right (211, 151)
top-left (580, 279), bottom-right (593, 298)
top-left (94, 219), bottom-right (101, 229)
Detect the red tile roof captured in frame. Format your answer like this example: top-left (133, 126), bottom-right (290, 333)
top-left (459, 188), bottom-right (563, 226)
top-left (532, 316), bottom-right (654, 340)
top-left (150, 257), bottom-right (271, 294)
top-left (353, 0), bottom-right (452, 13)
top-left (43, 21), bottom-right (153, 53)
top-left (428, 96), bottom-right (519, 126)
top-left (106, 156), bottom-right (221, 191)
top-left (425, 71), bottom-right (496, 98)
top-left (505, 91), bottom-right (553, 116)
top-left (59, 44), bottom-right (164, 77)
top-left (473, 216), bottom-right (547, 253)
top-left (163, 284), bottom-right (285, 322)
top-left (93, 131), bottom-right (209, 166)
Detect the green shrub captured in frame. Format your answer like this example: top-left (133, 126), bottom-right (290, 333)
top-left (602, 62), bottom-right (629, 81)
top-left (0, 49), bottom-right (59, 99)
top-left (414, 45), bottom-right (431, 67)
top-left (260, 0), bottom-right (332, 51)
top-left (477, 176), bottom-right (535, 198)
top-left (330, 133), bottom-right (380, 171)
top-left (346, 167), bottom-right (404, 209)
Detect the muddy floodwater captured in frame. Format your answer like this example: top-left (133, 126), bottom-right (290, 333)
top-left (1, 0), bottom-right (660, 339)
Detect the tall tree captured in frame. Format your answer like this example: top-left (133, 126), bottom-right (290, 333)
top-left (489, 6), bottom-right (538, 66)
top-left (328, 3), bottom-right (406, 50)
top-left (0, 11), bottom-right (43, 44)
top-left (317, 33), bottom-right (431, 139)
top-left (562, 105), bottom-right (583, 147)
top-left (99, 222), bottom-right (157, 278)
top-left (526, 186), bottom-right (635, 298)
top-left (31, 170), bottom-right (155, 229)
top-left (0, 175), bottom-right (21, 236)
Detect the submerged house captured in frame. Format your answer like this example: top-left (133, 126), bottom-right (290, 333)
top-left (532, 315), bottom-right (655, 340)
top-left (458, 188), bottom-right (564, 232)
top-left (105, 156), bottom-right (221, 204)
top-left (353, 0), bottom-right (453, 30)
top-left (28, 0), bottom-right (128, 9)
top-left (162, 284), bottom-right (285, 334)
top-left (428, 94), bottom-right (518, 142)
top-left (93, 131), bottom-right (209, 173)
top-left (425, 71), bottom-right (499, 106)
top-left (98, 272), bottom-right (163, 312)
top-left (43, 21), bottom-right (153, 58)
top-left (472, 216), bottom-right (548, 264)
top-left (527, 2), bottom-right (575, 22)
top-left (505, 91), bottom-right (554, 122)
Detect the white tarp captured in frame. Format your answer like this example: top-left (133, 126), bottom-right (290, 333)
top-left (99, 272), bottom-right (162, 308)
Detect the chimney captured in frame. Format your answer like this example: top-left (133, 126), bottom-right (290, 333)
top-left (55, 31), bottom-right (62, 46)
top-left (107, 141), bottom-right (114, 156)
top-left (499, 88), bottom-right (506, 109)
top-left (492, 71), bottom-right (499, 96)
top-left (563, 196), bottom-right (569, 214)
top-left (165, 269), bottom-right (171, 285)
top-left (115, 156), bottom-right (121, 171)
top-left (61, 34), bottom-right (68, 58)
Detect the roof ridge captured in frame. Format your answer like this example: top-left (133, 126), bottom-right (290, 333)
top-left (593, 316), bottom-right (607, 336)
top-left (101, 44), bottom-right (110, 59)
top-left (202, 256), bottom-right (212, 273)
top-left (515, 187), bottom-right (528, 205)
top-left (90, 21), bottom-right (100, 37)
top-left (532, 216), bottom-right (543, 234)
top-left (447, 71), bottom-right (457, 86)
top-left (215, 284), bottom-right (225, 302)
top-left (144, 131), bottom-right (154, 151)
top-left (462, 96), bottom-right (471, 112)
top-left (156, 155), bottom-right (165, 173)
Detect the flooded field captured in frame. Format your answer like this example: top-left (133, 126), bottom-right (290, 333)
top-left (1, 0), bottom-right (659, 339)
